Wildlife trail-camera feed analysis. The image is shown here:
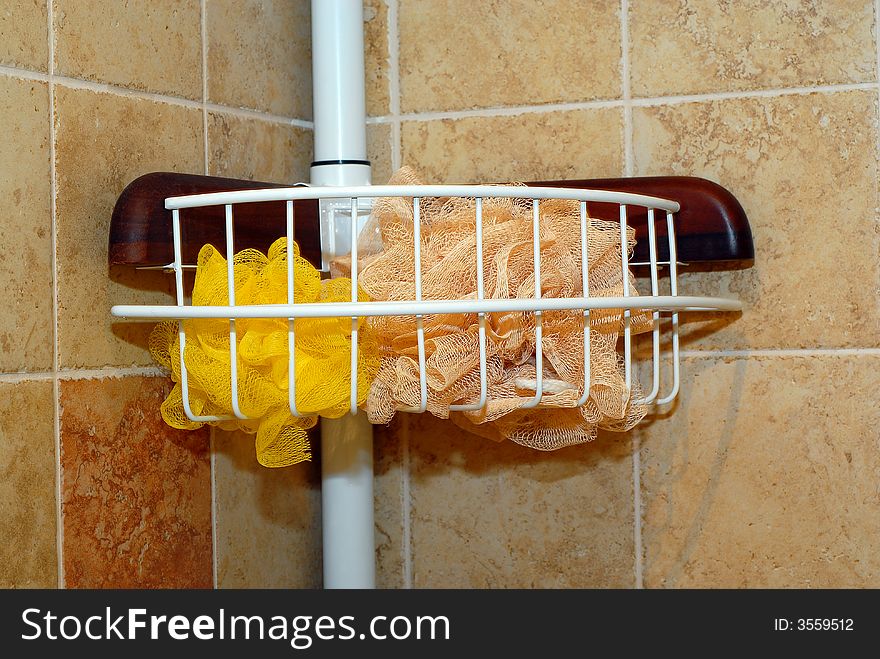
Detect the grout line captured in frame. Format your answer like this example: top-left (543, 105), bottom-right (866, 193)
top-left (358, 81), bottom-right (880, 125)
top-left (401, 413), bottom-right (412, 589)
top-left (679, 348), bottom-right (880, 359)
top-left (47, 0), bottom-right (64, 590)
top-left (875, 0), bottom-right (880, 201)
top-left (0, 63), bottom-right (50, 82)
top-left (201, 0), bottom-right (210, 175)
top-left (622, 0), bottom-right (641, 589)
top-left (210, 428), bottom-right (219, 590)
top-left (3, 348), bottom-right (874, 384)
top-left (396, 98), bottom-right (626, 123)
top-left (0, 371), bottom-right (54, 384)
top-left (630, 81), bottom-right (880, 107)
top-left (203, 101), bottom-right (314, 129)
top-left (0, 366), bottom-right (167, 383)
top-left (3, 62), bottom-right (874, 131)
top-left (388, 0), bottom-right (401, 170)
top-left (56, 366), bottom-right (167, 379)
top-left (390, 0), bottom-right (408, 585)
top-left (201, 0), bottom-right (218, 592)
top-left (621, 0), bottom-right (633, 177)
top-left (0, 64), bottom-right (314, 128)
top-left (632, 435), bottom-right (643, 589)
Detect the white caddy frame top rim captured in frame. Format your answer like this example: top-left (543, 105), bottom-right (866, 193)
top-left (162, 184), bottom-right (681, 211)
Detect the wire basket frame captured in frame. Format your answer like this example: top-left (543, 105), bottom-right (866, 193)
top-left (111, 184), bottom-right (742, 425)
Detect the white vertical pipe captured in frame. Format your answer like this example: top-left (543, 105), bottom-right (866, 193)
top-left (320, 413), bottom-right (375, 589)
top-left (311, 0), bottom-right (376, 589)
top-left (310, 0), bottom-right (372, 187)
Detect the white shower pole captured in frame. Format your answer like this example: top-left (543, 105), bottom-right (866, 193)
top-left (310, 0), bottom-right (372, 188)
top-left (310, 0), bottom-right (376, 589)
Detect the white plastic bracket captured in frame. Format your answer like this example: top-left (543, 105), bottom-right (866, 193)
top-left (319, 197), bottom-right (374, 271)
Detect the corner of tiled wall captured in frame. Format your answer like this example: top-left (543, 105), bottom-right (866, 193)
top-left (2, 0), bottom-right (877, 591)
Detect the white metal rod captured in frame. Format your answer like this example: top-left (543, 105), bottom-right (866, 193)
top-left (349, 197), bottom-right (360, 415)
top-left (620, 205), bottom-right (633, 393)
top-left (657, 211), bottom-right (682, 405)
top-left (164, 184), bottom-right (681, 213)
top-left (576, 201), bottom-right (592, 407)
top-left (113, 294), bottom-right (742, 320)
top-left (522, 200), bottom-right (543, 409)
top-left (286, 201), bottom-right (301, 417)
top-left (225, 205), bottom-right (248, 420)
top-left (633, 208), bottom-right (661, 405)
top-left (312, 0), bottom-right (375, 591)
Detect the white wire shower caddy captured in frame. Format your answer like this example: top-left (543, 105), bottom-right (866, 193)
top-left (111, 183), bottom-right (742, 424)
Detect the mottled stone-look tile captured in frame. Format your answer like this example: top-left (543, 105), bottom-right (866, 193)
top-left (0, 76), bottom-right (53, 372)
top-left (53, 0), bottom-right (202, 99)
top-left (629, 0), bottom-right (875, 97)
top-left (207, 0), bottom-right (311, 119)
top-left (364, 0), bottom-right (390, 117)
top-left (633, 91), bottom-right (879, 350)
top-left (61, 377), bottom-right (212, 588)
top-left (367, 122), bottom-right (393, 184)
top-left (638, 355), bottom-right (880, 588)
top-left (54, 86), bottom-right (203, 368)
top-left (374, 416), bottom-right (404, 588)
top-left (399, 0), bottom-right (621, 112)
top-left (208, 112), bottom-right (312, 183)
top-left (410, 414), bottom-right (634, 588)
top-left (0, 0), bottom-right (48, 71)
top-left (214, 416), bottom-right (404, 589)
top-left (213, 429), bottom-right (322, 588)
top-left (402, 109), bottom-right (624, 183)
top-left (0, 380), bottom-right (57, 588)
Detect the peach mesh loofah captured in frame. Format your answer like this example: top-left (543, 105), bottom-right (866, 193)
top-left (334, 168), bottom-right (652, 450)
top-left (150, 237), bottom-right (380, 467)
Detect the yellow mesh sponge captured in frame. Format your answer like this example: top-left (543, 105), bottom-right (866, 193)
top-left (150, 237), bottom-right (379, 467)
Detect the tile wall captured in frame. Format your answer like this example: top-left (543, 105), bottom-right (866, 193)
top-left (1, 0), bottom-right (876, 589)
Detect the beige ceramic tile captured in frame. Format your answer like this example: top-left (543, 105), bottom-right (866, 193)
top-left (364, 0), bottom-right (390, 117)
top-left (401, 109), bottom-right (624, 183)
top-left (0, 0), bottom-right (48, 71)
top-left (373, 416), bottom-right (404, 588)
top-left (410, 414), bottom-right (634, 588)
top-left (367, 121), bottom-right (393, 184)
top-left (632, 91), bottom-right (879, 350)
top-left (207, 0), bottom-right (311, 119)
top-left (53, 0), bottom-right (202, 99)
top-left (398, 0), bottom-right (621, 112)
top-left (61, 376), bottom-right (212, 588)
top-left (214, 416), bottom-right (404, 589)
top-left (638, 355), bottom-right (880, 588)
top-left (630, 0), bottom-right (876, 97)
top-left (213, 428), bottom-right (322, 588)
top-left (0, 380), bottom-right (57, 588)
top-left (208, 111), bottom-right (312, 183)
top-left (54, 86), bottom-right (203, 368)
top-left (0, 76), bottom-right (53, 372)
top-left (208, 114), bottom-right (390, 185)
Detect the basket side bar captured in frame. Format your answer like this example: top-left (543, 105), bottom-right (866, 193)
top-left (164, 184), bottom-right (681, 213)
top-left (112, 294), bottom-right (742, 320)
